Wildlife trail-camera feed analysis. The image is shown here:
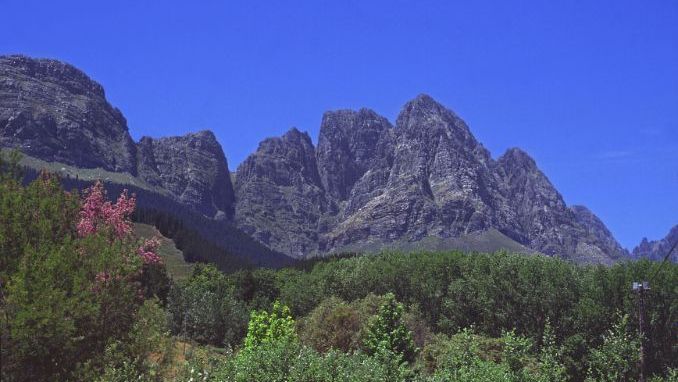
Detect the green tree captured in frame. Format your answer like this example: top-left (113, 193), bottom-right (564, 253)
top-left (536, 319), bottom-right (567, 382)
top-left (363, 292), bottom-right (416, 363)
top-left (0, 173), bottom-right (166, 381)
top-left (243, 300), bottom-right (297, 349)
top-left (585, 314), bottom-right (639, 382)
top-left (168, 264), bottom-right (248, 347)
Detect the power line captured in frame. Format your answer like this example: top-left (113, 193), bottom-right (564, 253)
top-left (631, 237), bottom-right (677, 382)
top-left (648, 239), bottom-right (677, 284)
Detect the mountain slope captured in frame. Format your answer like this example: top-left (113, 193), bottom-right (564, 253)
top-left (632, 225), bottom-right (678, 262)
top-left (1, 55), bottom-right (629, 264)
top-left (1, 55), bottom-right (237, 221)
top-left (235, 94), bottom-right (626, 264)
top-left (137, 131), bottom-right (235, 219)
top-left (0, 55), bottom-right (137, 173)
top-left (134, 223), bottom-right (194, 281)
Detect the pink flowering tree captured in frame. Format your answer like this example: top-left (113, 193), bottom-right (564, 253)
top-left (78, 181), bottom-right (161, 265)
top-left (75, 181), bottom-right (168, 310)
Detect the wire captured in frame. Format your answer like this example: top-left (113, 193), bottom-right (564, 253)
top-left (648, 239), bottom-right (678, 284)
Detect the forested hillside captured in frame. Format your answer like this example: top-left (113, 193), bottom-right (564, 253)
top-left (1, 151), bottom-right (676, 381)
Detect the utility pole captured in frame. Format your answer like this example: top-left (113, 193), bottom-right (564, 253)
top-left (632, 281), bottom-right (649, 382)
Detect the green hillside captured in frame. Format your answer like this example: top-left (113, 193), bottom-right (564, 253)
top-left (134, 223), bottom-right (194, 281)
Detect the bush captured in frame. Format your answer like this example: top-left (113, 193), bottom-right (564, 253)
top-left (297, 296), bottom-right (361, 352)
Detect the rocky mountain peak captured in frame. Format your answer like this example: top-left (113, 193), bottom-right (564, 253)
top-left (632, 225), bottom-right (678, 262)
top-left (0, 55), bottom-right (137, 174)
top-left (397, 93), bottom-right (451, 120)
top-left (0, 55), bottom-right (632, 264)
top-left (498, 148), bottom-right (538, 171)
top-left (234, 127), bottom-right (326, 257)
top-left (243, 127), bottom-right (321, 188)
top-left (136, 130), bottom-right (235, 220)
top-left (282, 127), bottom-right (313, 146)
top-left (317, 108), bottom-right (394, 200)
top-left (394, 94), bottom-right (481, 165)
top-left (1, 55), bottom-right (105, 97)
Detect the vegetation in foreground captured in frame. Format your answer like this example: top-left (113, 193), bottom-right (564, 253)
top-left (0, 151), bottom-right (676, 381)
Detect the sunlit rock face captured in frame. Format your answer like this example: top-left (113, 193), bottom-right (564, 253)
top-left (0, 55), bottom-right (629, 263)
top-left (235, 94), bottom-right (626, 264)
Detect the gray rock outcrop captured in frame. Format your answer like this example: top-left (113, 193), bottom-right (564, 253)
top-left (234, 94), bottom-right (627, 264)
top-left (234, 128), bottom-right (326, 257)
top-left (1, 55), bottom-right (236, 220)
top-left (632, 225), bottom-right (678, 262)
top-left (0, 55), bottom-right (137, 173)
top-left (136, 131), bottom-right (235, 219)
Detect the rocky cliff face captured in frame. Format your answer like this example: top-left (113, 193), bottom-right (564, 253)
top-left (491, 148), bottom-right (624, 262)
top-left (632, 225), bottom-right (678, 262)
top-left (570, 205), bottom-right (629, 259)
top-left (1, 55), bottom-right (235, 220)
top-left (234, 128), bottom-right (326, 258)
top-left (0, 55), bottom-right (137, 174)
top-left (136, 131), bottom-right (235, 219)
top-left (320, 95), bottom-right (507, 252)
top-left (1, 55), bottom-right (630, 264)
top-left (235, 94), bottom-right (627, 264)
top-left (316, 108), bottom-right (394, 202)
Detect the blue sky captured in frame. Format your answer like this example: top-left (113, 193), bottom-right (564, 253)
top-left (2, 0), bottom-right (676, 249)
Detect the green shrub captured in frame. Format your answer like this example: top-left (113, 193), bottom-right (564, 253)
top-left (298, 296), bottom-right (361, 352)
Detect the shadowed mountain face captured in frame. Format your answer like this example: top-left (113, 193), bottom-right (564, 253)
top-left (632, 225), bottom-right (678, 262)
top-left (570, 205), bottom-right (630, 260)
top-left (0, 55), bottom-right (137, 173)
top-left (136, 131), bottom-right (235, 219)
top-left (1, 55), bottom-right (631, 264)
top-left (1, 55), bottom-right (235, 220)
top-left (234, 128), bottom-right (326, 258)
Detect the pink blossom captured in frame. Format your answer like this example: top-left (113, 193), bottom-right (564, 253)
top-left (138, 237), bottom-right (162, 264)
top-left (77, 182), bottom-right (136, 239)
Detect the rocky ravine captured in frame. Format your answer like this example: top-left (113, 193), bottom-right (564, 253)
top-left (1, 55), bottom-right (629, 264)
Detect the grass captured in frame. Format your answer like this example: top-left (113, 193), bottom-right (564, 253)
top-left (134, 223), bottom-right (194, 281)
top-left (2, 148), bottom-right (168, 195)
top-left (329, 228), bottom-right (539, 257)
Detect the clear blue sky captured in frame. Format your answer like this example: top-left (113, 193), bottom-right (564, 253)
top-left (2, 0), bottom-right (676, 249)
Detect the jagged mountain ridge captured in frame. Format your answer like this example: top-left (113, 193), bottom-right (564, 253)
top-left (632, 225), bottom-right (678, 262)
top-left (0, 55), bottom-right (137, 173)
top-left (235, 95), bottom-right (627, 264)
top-left (1, 55), bottom-right (629, 264)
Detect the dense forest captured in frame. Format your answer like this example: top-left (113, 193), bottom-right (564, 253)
top-left (1, 151), bottom-right (676, 381)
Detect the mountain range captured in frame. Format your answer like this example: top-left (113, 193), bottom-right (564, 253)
top-left (1, 54), bottom-right (673, 265)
